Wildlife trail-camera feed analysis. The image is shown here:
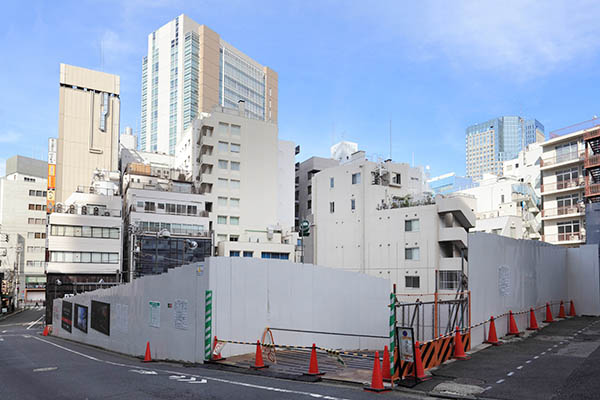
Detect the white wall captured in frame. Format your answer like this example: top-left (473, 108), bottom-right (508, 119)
top-left (277, 140), bottom-right (295, 232)
top-left (469, 233), bottom-right (599, 347)
top-left (53, 257), bottom-right (390, 362)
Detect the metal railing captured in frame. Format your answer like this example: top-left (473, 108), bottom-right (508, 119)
top-left (585, 153), bottom-right (600, 168)
top-left (549, 118), bottom-right (600, 138)
top-left (586, 182), bottom-right (600, 197)
top-left (541, 177), bottom-right (584, 193)
top-left (542, 232), bottom-right (586, 243)
top-left (583, 126), bottom-right (600, 141)
top-left (541, 204), bottom-right (585, 218)
top-left (540, 150), bottom-right (585, 168)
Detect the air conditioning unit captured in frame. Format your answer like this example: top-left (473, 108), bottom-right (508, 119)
top-left (104, 211), bottom-right (111, 216)
top-left (68, 205), bottom-right (76, 214)
top-left (55, 203), bottom-right (64, 213)
top-left (89, 187), bottom-right (95, 194)
top-left (93, 207), bottom-right (99, 216)
top-left (81, 206), bottom-right (87, 215)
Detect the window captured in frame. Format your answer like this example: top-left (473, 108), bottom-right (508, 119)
top-left (405, 276), bottom-right (420, 288)
top-left (500, 195), bottom-right (505, 203)
top-left (144, 202), bottom-right (156, 212)
top-left (229, 251), bottom-right (240, 257)
top-left (405, 219), bottom-right (420, 232)
top-left (218, 141), bottom-right (229, 153)
top-left (230, 216), bottom-right (240, 225)
top-left (230, 161), bottom-right (240, 171)
top-left (230, 198), bottom-right (240, 208)
top-left (393, 173), bottom-right (401, 185)
top-left (351, 198), bottom-right (356, 210)
top-left (217, 216), bottom-right (227, 224)
top-left (261, 252), bottom-right (290, 260)
top-left (187, 205), bottom-right (197, 215)
top-left (405, 247), bottom-right (420, 260)
top-left (158, 203), bottom-right (165, 210)
top-left (439, 271), bottom-right (461, 290)
top-left (329, 202), bottom-right (335, 213)
top-left (137, 201), bottom-right (144, 208)
top-left (29, 190), bottom-right (35, 196)
top-left (230, 143), bottom-right (240, 153)
top-left (218, 178), bottom-right (228, 188)
top-left (218, 122), bottom-right (229, 134)
top-left (217, 234), bottom-right (227, 243)
top-left (218, 197), bottom-right (228, 207)
top-left (231, 125), bottom-right (241, 136)
top-left (330, 177), bottom-right (334, 188)
top-left (229, 235), bottom-right (239, 242)
top-left (307, 185), bottom-right (312, 195)
top-left (218, 159), bottom-right (228, 169)
top-left (230, 180), bottom-right (240, 189)
top-left (352, 173), bottom-right (361, 184)
top-left (307, 200), bottom-right (312, 209)
top-left (557, 220), bottom-right (581, 241)
top-left (28, 218), bottom-right (35, 224)
top-left (36, 190), bottom-right (42, 196)
top-left (28, 204), bottom-right (35, 210)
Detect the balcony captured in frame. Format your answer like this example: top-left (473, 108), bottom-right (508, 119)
top-left (586, 182), bottom-right (600, 197)
top-left (542, 232), bottom-right (586, 244)
top-left (541, 177), bottom-right (584, 194)
top-left (585, 153), bottom-right (600, 169)
top-left (198, 153), bottom-right (215, 166)
top-left (198, 173), bottom-right (216, 186)
top-left (438, 227), bottom-right (468, 249)
top-left (541, 204), bottom-right (585, 219)
top-left (540, 151), bottom-right (585, 169)
top-left (583, 127), bottom-right (600, 141)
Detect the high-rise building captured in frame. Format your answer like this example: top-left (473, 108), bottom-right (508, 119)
top-left (140, 14), bottom-right (278, 155)
top-left (466, 116), bottom-right (544, 181)
top-left (55, 64), bottom-right (120, 203)
top-left (0, 156), bottom-right (48, 307)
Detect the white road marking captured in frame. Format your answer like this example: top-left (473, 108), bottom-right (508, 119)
top-left (553, 345), bottom-right (558, 348)
top-left (105, 361), bottom-right (128, 367)
top-left (507, 372), bottom-right (514, 377)
top-left (0, 338), bottom-right (3, 342)
top-left (129, 369), bottom-right (157, 375)
top-left (517, 366), bottom-right (523, 370)
top-left (541, 352), bottom-right (546, 355)
top-left (33, 367), bottom-right (57, 372)
top-left (559, 341), bottom-right (564, 345)
top-left (534, 356), bottom-right (539, 359)
top-left (29, 335), bottom-right (352, 400)
top-left (2, 330), bottom-right (6, 333)
top-left (26, 315), bottom-right (45, 330)
top-left (169, 375), bottom-right (186, 380)
top-left (526, 360), bottom-right (532, 363)
top-left (547, 348), bottom-right (552, 351)
top-left (496, 379), bottom-right (505, 384)
top-left (484, 386), bottom-right (493, 391)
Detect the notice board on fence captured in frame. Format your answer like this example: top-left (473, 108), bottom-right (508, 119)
top-left (91, 300), bottom-right (110, 336)
top-left (61, 301), bottom-right (72, 333)
top-left (74, 304), bottom-right (88, 333)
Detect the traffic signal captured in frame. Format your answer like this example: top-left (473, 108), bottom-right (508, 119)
top-left (300, 220), bottom-right (310, 237)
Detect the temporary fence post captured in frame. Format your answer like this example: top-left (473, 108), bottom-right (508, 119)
top-left (434, 292), bottom-right (439, 338)
top-left (204, 290), bottom-right (213, 361)
top-left (389, 292), bottom-right (396, 378)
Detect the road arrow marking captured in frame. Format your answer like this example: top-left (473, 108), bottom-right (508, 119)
top-left (129, 369), bottom-right (157, 375)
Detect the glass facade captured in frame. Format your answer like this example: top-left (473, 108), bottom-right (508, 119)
top-left (150, 32), bottom-right (159, 152)
top-left (140, 56), bottom-right (148, 150)
top-left (466, 116), bottom-right (544, 181)
top-left (182, 31), bottom-right (199, 132)
top-left (136, 236), bottom-right (212, 277)
top-left (220, 47), bottom-right (266, 120)
top-left (168, 17), bottom-right (179, 155)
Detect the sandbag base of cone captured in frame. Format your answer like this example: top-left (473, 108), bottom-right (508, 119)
top-left (364, 386), bottom-right (392, 393)
top-left (250, 365), bottom-right (269, 370)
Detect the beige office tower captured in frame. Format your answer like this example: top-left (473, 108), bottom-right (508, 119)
top-left (140, 14), bottom-right (278, 154)
top-left (55, 64), bottom-right (120, 203)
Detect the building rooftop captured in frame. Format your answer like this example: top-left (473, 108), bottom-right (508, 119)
top-left (4, 155), bottom-right (47, 179)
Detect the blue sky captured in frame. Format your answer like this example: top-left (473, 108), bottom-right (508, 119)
top-left (1, 0), bottom-right (600, 177)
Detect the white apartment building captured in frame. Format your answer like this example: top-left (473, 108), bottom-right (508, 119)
top-left (309, 151), bottom-right (474, 297)
top-left (140, 14), bottom-right (278, 154)
top-left (458, 174), bottom-right (541, 240)
top-left (0, 156), bottom-right (48, 306)
top-left (122, 162), bottom-right (212, 279)
top-left (540, 125), bottom-right (588, 246)
top-left (503, 142), bottom-right (543, 198)
top-left (175, 102), bottom-right (296, 260)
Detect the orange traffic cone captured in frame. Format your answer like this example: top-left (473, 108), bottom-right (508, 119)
top-left (364, 351), bottom-right (390, 392)
top-left (212, 336), bottom-right (224, 361)
top-left (543, 302), bottom-right (554, 323)
top-left (527, 308), bottom-right (539, 330)
top-left (142, 341), bottom-right (152, 362)
top-left (42, 326), bottom-right (49, 336)
top-left (413, 341), bottom-right (431, 381)
top-left (304, 343), bottom-right (324, 376)
top-left (382, 345), bottom-right (391, 382)
top-left (508, 311), bottom-right (520, 335)
top-left (569, 300), bottom-right (576, 317)
top-left (453, 327), bottom-right (469, 360)
top-left (251, 340), bottom-right (268, 369)
top-left (558, 301), bottom-right (566, 318)
top-left (485, 316), bottom-right (501, 345)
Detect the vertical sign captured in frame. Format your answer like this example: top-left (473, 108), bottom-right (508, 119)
top-left (47, 138), bottom-right (57, 214)
top-left (397, 327), bottom-right (415, 363)
top-left (149, 301), bottom-right (161, 328)
top-left (389, 293), bottom-right (396, 376)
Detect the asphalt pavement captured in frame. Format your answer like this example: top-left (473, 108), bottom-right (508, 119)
top-left (0, 310), bottom-right (426, 400)
top-left (415, 315), bottom-right (600, 400)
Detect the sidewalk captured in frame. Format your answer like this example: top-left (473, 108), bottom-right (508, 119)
top-left (413, 316), bottom-right (600, 399)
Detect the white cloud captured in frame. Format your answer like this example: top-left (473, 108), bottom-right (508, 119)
top-left (0, 131), bottom-right (21, 143)
top-left (351, 0), bottom-right (600, 79)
